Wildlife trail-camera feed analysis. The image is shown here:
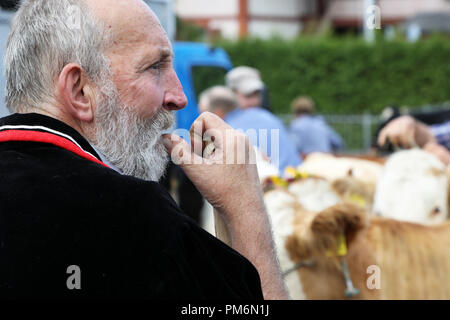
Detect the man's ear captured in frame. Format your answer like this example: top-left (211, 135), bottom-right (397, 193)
top-left (56, 63), bottom-right (96, 122)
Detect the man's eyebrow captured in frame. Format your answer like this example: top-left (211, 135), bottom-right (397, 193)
top-left (159, 47), bottom-right (173, 60)
top-left (136, 47), bottom-right (173, 70)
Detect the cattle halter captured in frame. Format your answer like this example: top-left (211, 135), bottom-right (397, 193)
top-left (328, 234), bottom-right (360, 298)
top-left (282, 259), bottom-right (316, 278)
top-left (284, 234), bottom-right (361, 298)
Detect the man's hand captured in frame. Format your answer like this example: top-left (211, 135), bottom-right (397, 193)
top-left (162, 112), bottom-right (289, 300)
top-left (378, 115), bottom-right (436, 149)
top-left (424, 141), bottom-right (450, 166)
top-left (163, 112), bottom-right (261, 224)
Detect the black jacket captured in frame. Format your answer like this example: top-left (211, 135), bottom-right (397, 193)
top-left (0, 113), bottom-right (263, 299)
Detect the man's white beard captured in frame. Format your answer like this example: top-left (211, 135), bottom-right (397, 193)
top-left (91, 78), bottom-right (174, 181)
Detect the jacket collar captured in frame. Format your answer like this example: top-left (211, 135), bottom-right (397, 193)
top-left (0, 112), bottom-right (103, 163)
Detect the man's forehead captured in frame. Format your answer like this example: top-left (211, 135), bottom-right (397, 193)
top-left (85, 0), bottom-right (167, 46)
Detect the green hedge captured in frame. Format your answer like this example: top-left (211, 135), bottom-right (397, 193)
top-left (216, 36), bottom-right (450, 115)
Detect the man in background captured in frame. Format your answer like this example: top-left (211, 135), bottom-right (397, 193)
top-left (225, 66), bottom-right (301, 172)
top-left (289, 95), bottom-right (344, 156)
top-left (0, 1), bottom-right (17, 117)
top-left (378, 115), bottom-right (450, 165)
top-left (198, 85), bottom-right (238, 119)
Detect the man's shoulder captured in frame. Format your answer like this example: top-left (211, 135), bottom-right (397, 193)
top-left (0, 139), bottom-right (200, 252)
top-left (0, 140), bottom-right (174, 212)
top-left (239, 108), bottom-right (285, 127)
top-left (292, 116), bottom-right (327, 130)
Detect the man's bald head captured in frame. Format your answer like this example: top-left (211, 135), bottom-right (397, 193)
top-left (5, 0), bottom-right (167, 113)
top-left (83, 0), bottom-right (166, 51)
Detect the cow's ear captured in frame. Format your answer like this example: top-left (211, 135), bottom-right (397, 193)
top-left (310, 203), bottom-right (368, 249)
top-left (311, 203), bottom-right (367, 235)
top-left (285, 234), bottom-right (310, 263)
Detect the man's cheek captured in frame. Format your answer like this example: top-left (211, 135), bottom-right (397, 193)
top-left (136, 90), bottom-right (163, 118)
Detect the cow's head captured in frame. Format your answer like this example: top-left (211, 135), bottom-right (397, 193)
top-left (287, 177), bottom-right (341, 212)
top-left (285, 203), bottom-right (379, 299)
top-left (331, 176), bottom-right (375, 210)
top-left (373, 149), bottom-right (448, 224)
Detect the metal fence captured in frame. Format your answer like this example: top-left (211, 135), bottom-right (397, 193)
top-left (279, 113), bottom-right (381, 154)
top-left (322, 114), bottom-right (380, 154)
top-left (279, 102), bottom-right (450, 155)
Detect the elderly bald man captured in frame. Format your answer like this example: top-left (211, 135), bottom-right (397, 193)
top-left (0, 0), bottom-right (287, 299)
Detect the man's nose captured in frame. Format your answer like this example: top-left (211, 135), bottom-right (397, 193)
top-left (163, 70), bottom-right (188, 111)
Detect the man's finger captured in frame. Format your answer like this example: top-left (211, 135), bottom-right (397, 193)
top-left (190, 130), bottom-right (205, 157)
top-left (190, 112), bottom-right (233, 137)
top-left (378, 129), bottom-right (387, 147)
top-left (162, 134), bottom-right (202, 166)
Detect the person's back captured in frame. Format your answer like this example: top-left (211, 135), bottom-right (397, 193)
top-left (290, 115), bottom-right (342, 154)
top-left (289, 96), bottom-right (344, 155)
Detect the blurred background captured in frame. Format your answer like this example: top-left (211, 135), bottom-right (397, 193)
top-left (1, 0), bottom-right (449, 153)
top-left (0, 1), bottom-right (448, 299)
top-left (173, 0), bottom-right (450, 153)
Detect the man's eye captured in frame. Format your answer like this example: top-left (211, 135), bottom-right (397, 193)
top-left (147, 62), bottom-right (161, 71)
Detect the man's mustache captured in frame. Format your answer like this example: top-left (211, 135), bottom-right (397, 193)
top-left (156, 109), bottom-right (175, 131)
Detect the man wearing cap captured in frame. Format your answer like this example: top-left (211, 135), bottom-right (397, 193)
top-left (289, 95), bottom-right (344, 155)
top-left (225, 66), bottom-right (301, 172)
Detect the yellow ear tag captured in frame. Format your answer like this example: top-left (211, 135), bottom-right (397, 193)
top-left (270, 176), bottom-right (288, 188)
top-left (336, 234), bottom-right (348, 257)
top-left (298, 171), bottom-right (309, 179)
top-left (284, 167), bottom-right (309, 180)
top-left (325, 234), bottom-right (348, 257)
top-left (348, 194), bottom-right (366, 207)
top-left (284, 167), bottom-right (298, 179)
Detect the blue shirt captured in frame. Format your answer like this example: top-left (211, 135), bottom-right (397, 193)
top-left (290, 115), bottom-right (344, 154)
top-left (225, 107), bottom-right (301, 171)
top-left (430, 121), bottom-right (450, 150)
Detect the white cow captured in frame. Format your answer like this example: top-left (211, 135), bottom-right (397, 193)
top-left (264, 188), bottom-right (306, 300)
top-left (296, 152), bottom-right (383, 186)
top-left (287, 177), bottom-right (341, 212)
top-left (373, 149), bottom-right (449, 224)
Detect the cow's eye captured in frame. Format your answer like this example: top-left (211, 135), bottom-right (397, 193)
top-left (431, 207), bottom-right (441, 216)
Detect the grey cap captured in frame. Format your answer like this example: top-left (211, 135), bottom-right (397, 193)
top-left (225, 66), bottom-right (264, 95)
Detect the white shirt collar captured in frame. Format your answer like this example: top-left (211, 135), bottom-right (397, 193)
top-left (91, 145), bottom-right (122, 174)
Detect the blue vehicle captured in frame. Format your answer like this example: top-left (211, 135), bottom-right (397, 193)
top-left (173, 42), bottom-right (233, 131)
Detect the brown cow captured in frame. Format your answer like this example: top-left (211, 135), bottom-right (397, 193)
top-left (285, 203), bottom-right (450, 299)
